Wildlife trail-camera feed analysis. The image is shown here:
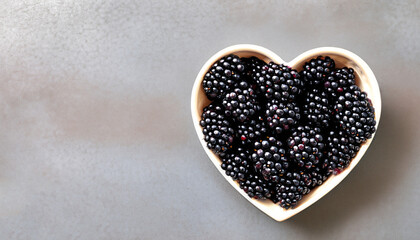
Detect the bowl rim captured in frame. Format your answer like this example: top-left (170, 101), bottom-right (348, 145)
top-left (191, 44), bottom-right (382, 221)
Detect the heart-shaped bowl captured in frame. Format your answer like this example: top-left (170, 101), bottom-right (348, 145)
top-left (191, 44), bottom-right (381, 221)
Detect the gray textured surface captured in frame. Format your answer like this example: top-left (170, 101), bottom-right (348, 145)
top-left (0, 0), bottom-right (419, 239)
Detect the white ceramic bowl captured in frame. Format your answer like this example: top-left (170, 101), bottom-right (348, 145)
top-left (191, 44), bottom-right (381, 221)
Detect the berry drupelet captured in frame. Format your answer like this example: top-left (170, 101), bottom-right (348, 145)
top-left (202, 54), bottom-right (245, 100)
top-left (287, 126), bottom-right (325, 169)
top-left (271, 171), bottom-right (310, 209)
top-left (222, 81), bottom-right (259, 122)
top-left (334, 85), bottom-right (376, 143)
top-left (251, 136), bottom-right (289, 183)
top-left (265, 99), bottom-right (301, 135)
top-left (239, 171), bottom-right (273, 199)
top-left (303, 88), bottom-right (331, 128)
top-left (200, 103), bottom-right (234, 155)
top-left (256, 62), bottom-right (303, 102)
top-left (221, 147), bottom-right (250, 181)
top-left (301, 56), bottom-right (335, 88)
top-left (236, 115), bottom-right (268, 146)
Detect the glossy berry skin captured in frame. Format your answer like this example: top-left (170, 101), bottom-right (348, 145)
top-left (265, 100), bottom-right (301, 135)
top-left (287, 126), bottom-right (325, 169)
top-left (236, 115), bottom-right (267, 146)
top-left (324, 129), bottom-right (360, 173)
top-left (303, 88), bottom-right (331, 128)
top-left (255, 62), bottom-right (303, 102)
top-left (271, 171), bottom-right (310, 209)
top-left (239, 171), bottom-right (273, 199)
top-left (301, 56), bottom-right (335, 88)
top-left (251, 137), bottom-right (289, 183)
top-left (334, 85), bottom-right (376, 143)
top-left (221, 148), bottom-right (250, 181)
top-left (324, 67), bottom-right (356, 100)
top-left (222, 81), bottom-right (259, 122)
top-left (200, 103), bottom-right (234, 155)
top-left (202, 54), bottom-right (245, 100)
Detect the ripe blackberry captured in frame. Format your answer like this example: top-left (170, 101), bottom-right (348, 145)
top-left (302, 88), bottom-right (331, 128)
top-left (202, 54), bottom-right (245, 100)
top-left (304, 166), bottom-right (331, 188)
top-left (301, 56), bottom-right (335, 88)
top-left (242, 57), bottom-right (266, 88)
top-left (265, 100), bottom-right (301, 134)
top-left (236, 115), bottom-right (268, 146)
top-left (222, 81), bottom-right (259, 122)
top-left (271, 171), bottom-right (310, 209)
top-left (251, 136), bottom-right (289, 183)
top-left (221, 148), bottom-right (250, 181)
top-left (200, 103), bottom-right (234, 155)
top-left (239, 171), bottom-right (273, 199)
top-left (257, 62), bottom-right (303, 102)
top-left (324, 67), bottom-right (356, 100)
top-left (334, 85), bottom-right (376, 143)
top-left (299, 171), bottom-right (315, 189)
top-left (287, 126), bottom-right (325, 169)
top-left (324, 129), bottom-right (360, 174)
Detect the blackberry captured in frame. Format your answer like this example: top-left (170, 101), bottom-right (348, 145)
top-left (202, 54), bottom-right (245, 100)
top-left (334, 85), bottom-right (376, 143)
top-left (299, 171), bottom-right (315, 189)
top-left (236, 115), bottom-right (268, 146)
top-left (257, 62), bottom-right (303, 102)
top-left (265, 100), bottom-right (301, 135)
top-left (271, 171), bottom-right (310, 209)
top-left (200, 103), bottom-right (234, 155)
top-left (302, 88), bottom-right (331, 128)
top-left (304, 166), bottom-right (331, 188)
top-left (301, 56), bottom-right (335, 88)
top-left (239, 171), bottom-right (273, 199)
top-left (287, 126), bottom-right (325, 169)
top-left (242, 57), bottom-right (266, 88)
top-left (324, 129), bottom-right (360, 174)
top-left (324, 67), bottom-right (356, 100)
top-left (251, 136), bottom-right (289, 183)
top-left (222, 81), bottom-right (259, 122)
top-left (221, 148), bottom-right (250, 181)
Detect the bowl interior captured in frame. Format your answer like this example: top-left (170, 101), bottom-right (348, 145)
top-left (191, 45), bottom-right (381, 221)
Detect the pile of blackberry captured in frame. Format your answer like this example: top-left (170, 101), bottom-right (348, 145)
top-left (200, 54), bottom-right (376, 209)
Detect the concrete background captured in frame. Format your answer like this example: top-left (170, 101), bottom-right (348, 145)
top-left (0, 0), bottom-right (419, 239)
